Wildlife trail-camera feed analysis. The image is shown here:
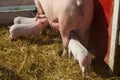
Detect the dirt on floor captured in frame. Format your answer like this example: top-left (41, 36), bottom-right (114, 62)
top-left (0, 26), bottom-right (120, 80)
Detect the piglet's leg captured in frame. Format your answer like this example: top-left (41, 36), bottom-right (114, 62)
top-left (9, 34), bottom-right (14, 41)
top-left (79, 60), bottom-right (85, 77)
top-left (86, 55), bottom-right (91, 76)
top-left (68, 48), bottom-right (71, 58)
top-left (87, 63), bottom-right (91, 76)
top-left (33, 31), bottom-right (40, 41)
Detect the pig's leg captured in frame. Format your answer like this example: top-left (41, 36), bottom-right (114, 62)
top-left (87, 62), bottom-right (91, 76)
top-left (87, 55), bottom-right (91, 76)
top-left (34, 31), bottom-right (40, 41)
top-left (59, 25), bottom-right (71, 57)
top-left (9, 35), bottom-right (13, 40)
top-left (34, 35), bottom-right (39, 41)
top-left (78, 60), bottom-right (85, 77)
top-left (50, 20), bottom-right (70, 57)
top-left (9, 34), bottom-right (16, 41)
top-left (50, 22), bottom-right (70, 57)
top-left (58, 15), bottom-right (72, 57)
top-left (34, 0), bottom-right (44, 14)
top-left (59, 30), bottom-right (70, 57)
top-left (68, 47), bottom-right (71, 58)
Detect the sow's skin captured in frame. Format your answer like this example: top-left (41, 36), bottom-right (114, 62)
top-left (34, 0), bottom-right (94, 57)
top-left (9, 18), bottom-right (48, 40)
top-left (68, 33), bottom-right (91, 77)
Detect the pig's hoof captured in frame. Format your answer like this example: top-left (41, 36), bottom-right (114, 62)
top-left (61, 49), bottom-right (68, 58)
top-left (9, 35), bottom-right (14, 41)
top-left (60, 52), bottom-right (67, 58)
top-left (61, 53), bottom-right (65, 58)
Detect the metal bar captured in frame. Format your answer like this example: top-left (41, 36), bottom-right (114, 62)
top-left (0, 5), bottom-right (35, 12)
top-left (109, 0), bottom-right (120, 73)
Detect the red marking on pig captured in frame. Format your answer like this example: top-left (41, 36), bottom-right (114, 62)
top-left (38, 21), bottom-right (44, 27)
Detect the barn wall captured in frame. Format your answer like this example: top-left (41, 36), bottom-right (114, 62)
top-left (114, 4), bottom-right (120, 75)
top-left (0, 0), bottom-right (35, 24)
top-left (0, 0), bottom-right (34, 7)
top-left (88, 0), bottom-right (114, 70)
top-left (89, 0), bottom-right (120, 75)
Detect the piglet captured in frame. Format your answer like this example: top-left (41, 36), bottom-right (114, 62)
top-left (68, 33), bottom-right (91, 77)
top-left (9, 18), bottom-right (48, 40)
top-left (14, 17), bottom-right (36, 24)
top-left (14, 15), bottom-right (46, 24)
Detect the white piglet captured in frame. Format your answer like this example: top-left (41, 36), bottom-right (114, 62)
top-left (14, 15), bottom-right (46, 24)
top-left (68, 34), bottom-right (91, 77)
top-left (9, 18), bottom-right (48, 40)
top-left (14, 17), bottom-right (36, 24)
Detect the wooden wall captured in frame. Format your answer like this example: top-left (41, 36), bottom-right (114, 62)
top-left (0, 0), bottom-right (34, 7)
top-left (0, 0), bottom-right (35, 24)
top-left (88, 0), bottom-right (120, 75)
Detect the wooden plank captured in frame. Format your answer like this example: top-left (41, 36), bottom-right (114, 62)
top-left (0, 10), bottom-right (34, 24)
top-left (119, 31), bottom-right (120, 45)
top-left (0, 5), bottom-right (35, 12)
top-left (0, 0), bottom-right (36, 24)
top-left (109, 0), bottom-right (119, 73)
top-left (0, 0), bottom-right (34, 7)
